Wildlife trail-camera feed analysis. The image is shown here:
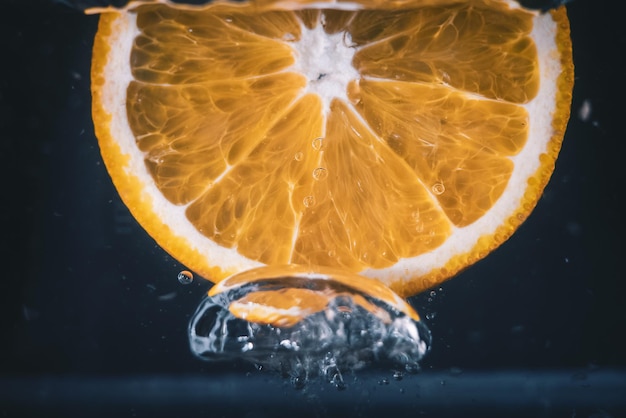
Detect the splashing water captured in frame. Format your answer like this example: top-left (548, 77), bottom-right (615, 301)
top-left (188, 266), bottom-right (431, 389)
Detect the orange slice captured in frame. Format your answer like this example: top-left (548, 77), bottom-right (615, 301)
top-left (90, 0), bottom-right (573, 297)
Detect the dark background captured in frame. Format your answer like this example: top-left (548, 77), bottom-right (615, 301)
top-left (1, 0), bottom-right (624, 416)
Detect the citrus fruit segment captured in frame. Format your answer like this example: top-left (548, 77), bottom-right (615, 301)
top-left (91, 0), bottom-right (573, 297)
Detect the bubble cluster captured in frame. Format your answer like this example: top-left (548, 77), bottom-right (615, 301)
top-left (188, 271), bottom-right (431, 389)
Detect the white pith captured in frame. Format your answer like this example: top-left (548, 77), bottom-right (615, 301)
top-left (97, 3), bottom-right (560, 287)
top-left (289, 24), bottom-right (359, 111)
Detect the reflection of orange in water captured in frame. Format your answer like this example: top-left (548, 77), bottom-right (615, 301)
top-left (90, 0), bottom-right (573, 322)
top-left (212, 265), bottom-right (417, 327)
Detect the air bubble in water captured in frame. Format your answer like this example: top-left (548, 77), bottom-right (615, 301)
top-left (294, 152), bottom-right (304, 161)
top-left (291, 374), bottom-right (306, 390)
top-left (303, 195), bottom-right (316, 207)
top-left (312, 137), bottom-right (325, 151)
top-left (431, 182), bottom-right (445, 195)
top-left (188, 266), bottom-right (431, 389)
top-left (312, 167), bottom-right (328, 181)
top-left (177, 270), bottom-right (194, 285)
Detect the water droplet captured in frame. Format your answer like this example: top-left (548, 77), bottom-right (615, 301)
top-left (294, 152), bottom-right (303, 161)
top-left (328, 249), bottom-right (336, 258)
top-left (331, 373), bottom-right (346, 390)
top-left (303, 195), bottom-right (316, 207)
top-left (291, 375), bottom-right (306, 390)
top-left (429, 290), bottom-right (437, 298)
top-left (405, 362), bottom-right (420, 374)
top-left (393, 370), bottom-right (404, 381)
top-left (312, 137), bottom-right (325, 151)
top-left (312, 167), bottom-right (328, 181)
top-left (431, 182), bottom-right (445, 195)
top-left (177, 270), bottom-right (194, 285)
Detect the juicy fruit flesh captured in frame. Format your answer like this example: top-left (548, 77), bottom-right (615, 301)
top-left (126, 3), bottom-right (539, 274)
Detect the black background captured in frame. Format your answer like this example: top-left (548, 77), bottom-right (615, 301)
top-left (1, 0), bottom-right (625, 416)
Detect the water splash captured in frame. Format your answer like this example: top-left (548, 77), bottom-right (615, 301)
top-left (188, 266), bottom-right (431, 389)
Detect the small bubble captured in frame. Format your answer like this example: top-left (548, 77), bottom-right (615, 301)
top-left (303, 195), bottom-right (316, 207)
top-left (312, 167), bottom-right (328, 181)
top-left (429, 290), bottom-right (436, 298)
top-left (392, 370), bottom-right (404, 381)
top-left (331, 373), bottom-right (346, 391)
top-left (378, 378), bottom-right (390, 385)
top-left (431, 182), bottom-right (445, 195)
top-left (405, 362), bottom-right (420, 374)
top-left (177, 270), bottom-right (194, 285)
top-left (294, 152), bottom-right (304, 161)
top-left (328, 249), bottom-right (337, 258)
top-left (312, 137), bottom-right (325, 151)
top-left (291, 375), bottom-right (306, 390)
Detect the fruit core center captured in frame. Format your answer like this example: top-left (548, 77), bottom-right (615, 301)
top-left (290, 24), bottom-right (360, 112)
